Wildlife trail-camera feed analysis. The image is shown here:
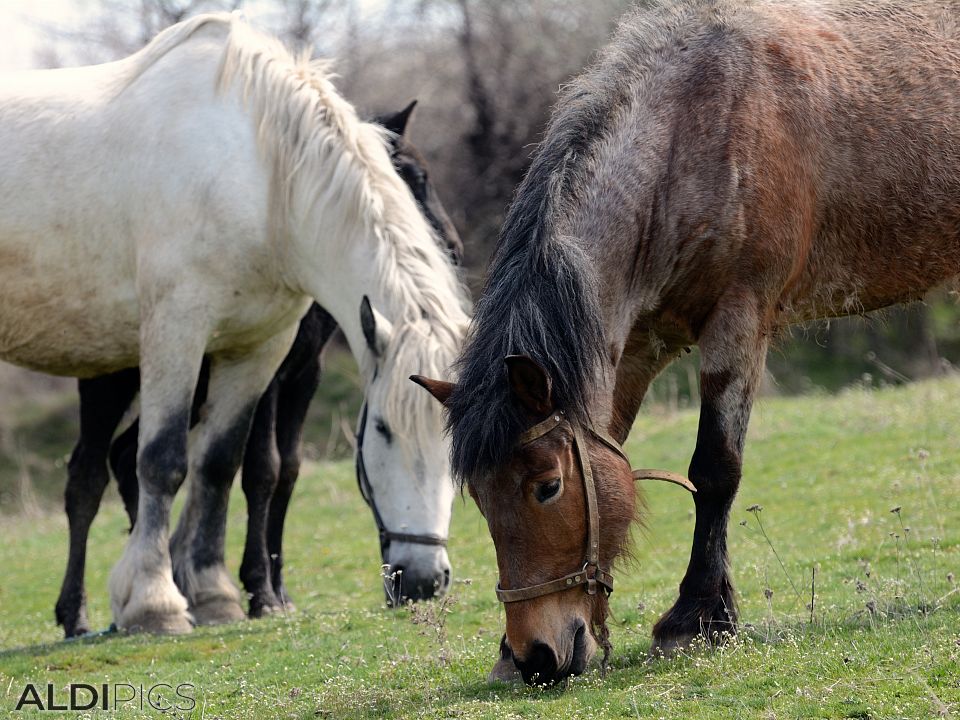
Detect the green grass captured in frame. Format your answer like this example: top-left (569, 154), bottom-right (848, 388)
top-left (1, 376), bottom-right (958, 718)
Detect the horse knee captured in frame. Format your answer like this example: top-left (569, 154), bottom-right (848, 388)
top-left (277, 451), bottom-right (301, 492)
top-left (138, 434), bottom-right (188, 497)
top-left (242, 443), bottom-right (280, 499)
top-left (687, 393), bottom-right (744, 500)
top-left (65, 447), bottom-right (109, 518)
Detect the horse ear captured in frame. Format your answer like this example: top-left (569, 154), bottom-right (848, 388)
top-left (410, 375), bottom-right (455, 406)
top-left (505, 355), bottom-right (553, 416)
top-left (360, 296), bottom-right (393, 358)
top-left (377, 100), bottom-right (417, 136)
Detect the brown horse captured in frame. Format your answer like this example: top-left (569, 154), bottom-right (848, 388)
top-left (413, 0), bottom-right (960, 685)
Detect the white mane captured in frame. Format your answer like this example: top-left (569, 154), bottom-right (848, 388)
top-left (122, 13), bottom-right (469, 451)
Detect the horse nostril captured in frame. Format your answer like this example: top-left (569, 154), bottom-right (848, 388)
top-left (441, 568), bottom-right (451, 590)
top-left (514, 641), bottom-right (559, 686)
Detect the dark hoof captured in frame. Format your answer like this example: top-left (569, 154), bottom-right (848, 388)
top-left (248, 600), bottom-right (285, 618)
top-left (57, 607), bottom-right (91, 639)
top-left (247, 586), bottom-right (291, 618)
top-left (64, 624), bottom-right (92, 639)
top-left (56, 592), bottom-right (92, 639)
top-left (652, 584), bottom-right (738, 653)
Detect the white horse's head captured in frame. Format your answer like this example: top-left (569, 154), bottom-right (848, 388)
top-left (356, 297), bottom-right (457, 604)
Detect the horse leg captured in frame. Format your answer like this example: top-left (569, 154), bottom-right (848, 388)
top-left (652, 292), bottom-right (768, 654)
top-left (109, 420), bottom-right (140, 531)
top-left (169, 330), bottom-right (297, 626)
top-left (110, 357), bottom-right (211, 532)
top-left (268, 356), bottom-right (321, 609)
top-left (108, 317), bottom-right (207, 634)
top-left (56, 370), bottom-right (139, 637)
top-left (239, 381), bottom-right (284, 618)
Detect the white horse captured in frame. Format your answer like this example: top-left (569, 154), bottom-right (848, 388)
top-left (0, 14), bottom-right (469, 633)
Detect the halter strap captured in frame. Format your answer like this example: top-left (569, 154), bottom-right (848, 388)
top-left (355, 403), bottom-right (447, 559)
top-left (576, 424), bottom-right (601, 577)
top-left (495, 566), bottom-right (615, 602)
top-left (517, 411), bottom-right (565, 444)
top-left (632, 468), bottom-right (697, 493)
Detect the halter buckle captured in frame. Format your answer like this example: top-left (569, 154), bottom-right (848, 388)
top-left (582, 562), bottom-right (599, 596)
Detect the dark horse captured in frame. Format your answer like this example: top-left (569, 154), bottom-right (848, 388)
top-left (413, 0), bottom-right (960, 685)
top-left (56, 102), bottom-right (463, 638)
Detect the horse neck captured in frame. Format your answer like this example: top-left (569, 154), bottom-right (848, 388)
top-left (560, 230), bottom-right (650, 444)
top-left (287, 204), bottom-right (464, 380)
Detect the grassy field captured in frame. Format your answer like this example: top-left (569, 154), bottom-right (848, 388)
top-left (0, 375), bottom-right (958, 718)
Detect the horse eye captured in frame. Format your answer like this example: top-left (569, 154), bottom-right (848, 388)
top-left (374, 418), bottom-right (392, 443)
top-left (534, 478), bottom-right (562, 504)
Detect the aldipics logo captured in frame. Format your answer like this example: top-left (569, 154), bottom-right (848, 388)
top-left (14, 683), bottom-right (196, 712)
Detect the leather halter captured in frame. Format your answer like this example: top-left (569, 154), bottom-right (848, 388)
top-left (355, 402), bottom-right (447, 561)
top-left (494, 410), bottom-right (694, 604)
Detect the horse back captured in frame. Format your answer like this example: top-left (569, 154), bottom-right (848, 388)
top-left (0, 20), bottom-right (284, 377)
top-left (618, 1), bottom-right (960, 331)
top-left (750, 1), bottom-right (960, 320)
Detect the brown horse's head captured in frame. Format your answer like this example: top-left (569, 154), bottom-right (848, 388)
top-left (412, 355), bottom-right (637, 685)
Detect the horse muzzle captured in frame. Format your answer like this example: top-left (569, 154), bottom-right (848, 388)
top-left (511, 620), bottom-right (593, 685)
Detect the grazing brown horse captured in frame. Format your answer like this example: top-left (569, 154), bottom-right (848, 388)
top-left (413, 0), bottom-right (960, 685)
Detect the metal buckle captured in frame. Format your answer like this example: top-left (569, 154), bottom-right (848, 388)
top-left (582, 561), bottom-right (598, 595)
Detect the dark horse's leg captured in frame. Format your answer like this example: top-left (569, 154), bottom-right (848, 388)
top-left (264, 307), bottom-right (336, 608)
top-left (267, 352), bottom-right (322, 608)
top-left (238, 306), bottom-right (333, 615)
top-left (652, 293), bottom-right (768, 653)
top-left (109, 421), bottom-right (140, 531)
top-left (238, 380), bottom-right (283, 617)
top-left (56, 369), bottom-right (140, 638)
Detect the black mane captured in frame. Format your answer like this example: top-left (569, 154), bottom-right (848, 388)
top-left (446, 87), bottom-right (619, 482)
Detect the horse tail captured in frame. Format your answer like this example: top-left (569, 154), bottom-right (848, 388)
top-left (114, 12), bottom-right (235, 95)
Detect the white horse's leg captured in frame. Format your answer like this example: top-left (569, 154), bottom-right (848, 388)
top-left (169, 330), bottom-right (297, 626)
top-left (108, 312), bottom-right (207, 634)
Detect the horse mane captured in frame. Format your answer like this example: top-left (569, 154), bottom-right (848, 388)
top-left (122, 13), bottom-right (470, 452)
top-left (446, 102), bottom-right (610, 482)
top-left (219, 16), bottom-right (470, 452)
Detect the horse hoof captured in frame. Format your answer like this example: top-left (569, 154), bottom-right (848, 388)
top-left (190, 598), bottom-right (246, 626)
top-left (63, 624), bottom-right (91, 639)
top-left (248, 601), bottom-right (283, 619)
top-left (110, 557), bottom-right (193, 635)
top-left (121, 610), bottom-right (194, 635)
top-left (246, 586), bottom-right (290, 618)
top-left (59, 615), bottom-right (91, 639)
